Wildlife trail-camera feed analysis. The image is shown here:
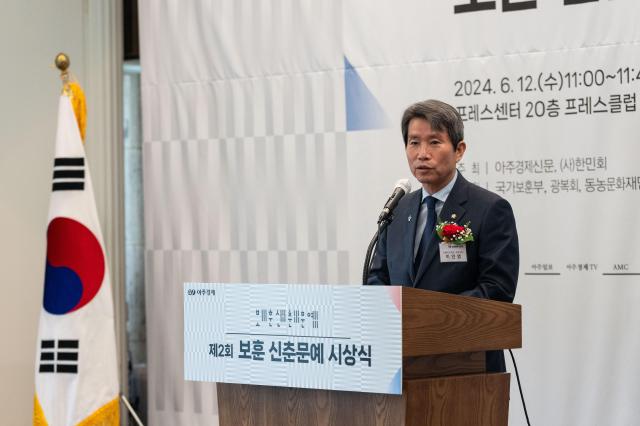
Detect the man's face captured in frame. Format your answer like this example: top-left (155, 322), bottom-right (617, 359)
top-left (405, 117), bottom-right (466, 194)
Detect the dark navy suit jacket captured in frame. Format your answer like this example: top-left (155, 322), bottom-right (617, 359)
top-left (367, 172), bottom-right (519, 372)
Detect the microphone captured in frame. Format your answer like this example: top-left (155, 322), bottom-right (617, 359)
top-left (377, 179), bottom-right (411, 224)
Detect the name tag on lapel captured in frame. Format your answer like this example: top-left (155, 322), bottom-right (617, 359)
top-left (439, 243), bottom-right (467, 263)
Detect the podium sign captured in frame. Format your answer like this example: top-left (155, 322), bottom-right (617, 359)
top-left (184, 283), bottom-right (403, 394)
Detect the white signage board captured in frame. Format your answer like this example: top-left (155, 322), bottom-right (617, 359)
top-left (184, 283), bottom-right (402, 395)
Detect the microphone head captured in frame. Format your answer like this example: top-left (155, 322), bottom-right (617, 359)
top-left (394, 179), bottom-right (411, 194)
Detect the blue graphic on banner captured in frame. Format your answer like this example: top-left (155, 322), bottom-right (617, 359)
top-left (344, 56), bottom-right (389, 131)
top-left (388, 368), bottom-right (402, 394)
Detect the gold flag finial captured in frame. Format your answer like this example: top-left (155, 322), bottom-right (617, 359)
top-left (54, 53), bottom-right (87, 142)
top-left (55, 53), bottom-right (71, 93)
top-left (54, 52), bottom-right (70, 71)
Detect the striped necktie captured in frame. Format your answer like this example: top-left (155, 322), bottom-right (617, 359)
top-left (414, 196), bottom-right (437, 270)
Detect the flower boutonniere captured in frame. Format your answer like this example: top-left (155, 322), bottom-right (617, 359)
top-left (436, 221), bottom-right (474, 245)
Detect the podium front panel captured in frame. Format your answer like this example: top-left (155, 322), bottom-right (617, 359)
top-left (184, 283), bottom-right (403, 394)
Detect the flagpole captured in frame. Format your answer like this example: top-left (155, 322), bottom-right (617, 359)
top-left (53, 53), bottom-right (139, 425)
top-left (120, 394), bottom-right (144, 426)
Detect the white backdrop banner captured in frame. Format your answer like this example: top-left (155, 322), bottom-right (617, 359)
top-left (140, 1), bottom-right (640, 425)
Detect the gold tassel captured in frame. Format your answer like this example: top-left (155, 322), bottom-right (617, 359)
top-left (55, 54), bottom-right (86, 143)
top-left (67, 81), bottom-right (87, 143)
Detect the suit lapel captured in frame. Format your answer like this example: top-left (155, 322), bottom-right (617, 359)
top-left (413, 173), bottom-right (469, 286)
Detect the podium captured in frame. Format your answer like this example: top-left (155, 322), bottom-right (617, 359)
top-left (214, 287), bottom-right (521, 426)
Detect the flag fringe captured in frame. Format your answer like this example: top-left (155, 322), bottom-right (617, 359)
top-left (77, 396), bottom-right (120, 426)
top-left (33, 395), bottom-right (48, 426)
top-left (34, 395), bottom-right (120, 426)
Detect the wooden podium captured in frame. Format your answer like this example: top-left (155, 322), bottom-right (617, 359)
top-left (216, 287), bottom-right (521, 426)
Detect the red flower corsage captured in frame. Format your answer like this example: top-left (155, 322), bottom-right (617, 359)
top-left (436, 221), bottom-right (474, 245)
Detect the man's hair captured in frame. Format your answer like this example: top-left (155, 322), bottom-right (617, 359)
top-left (401, 99), bottom-right (464, 148)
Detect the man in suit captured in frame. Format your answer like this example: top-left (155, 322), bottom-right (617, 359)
top-left (367, 99), bottom-right (519, 372)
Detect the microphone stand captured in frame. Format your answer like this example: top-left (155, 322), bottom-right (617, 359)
top-left (361, 218), bottom-right (391, 285)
